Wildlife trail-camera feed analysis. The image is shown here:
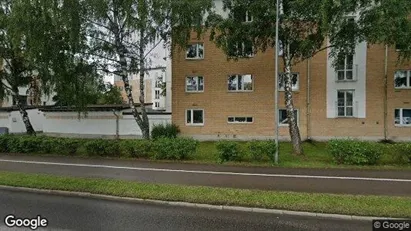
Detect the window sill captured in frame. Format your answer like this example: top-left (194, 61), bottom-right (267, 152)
top-left (335, 116), bottom-right (357, 119)
top-left (394, 87), bottom-right (411, 90)
top-left (227, 90), bottom-right (254, 93)
top-left (395, 125), bottom-right (411, 128)
top-left (186, 124), bottom-right (204, 127)
top-left (336, 80), bottom-right (357, 83)
top-left (185, 58), bottom-right (204, 60)
top-left (228, 122), bottom-right (254, 124)
top-left (185, 91), bottom-right (204, 93)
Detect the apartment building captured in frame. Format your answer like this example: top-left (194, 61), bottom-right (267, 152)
top-left (113, 66), bottom-right (171, 111)
top-left (172, 10), bottom-right (411, 141)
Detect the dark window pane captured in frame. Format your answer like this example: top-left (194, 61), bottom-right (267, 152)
top-left (193, 110), bottom-right (203, 124)
top-left (337, 71), bottom-right (345, 80)
top-left (394, 71), bottom-right (408, 87)
top-left (346, 107), bottom-right (353, 116)
top-left (186, 110), bottom-right (191, 123)
top-left (237, 75), bottom-right (243, 90)
top-left (346, 55), bottom-right (354, 69)
top-left (228, 117), bottom-right (234, 122)
top-left (338, 107), bottom-right (345, 116)
top-left (403, 109), bottom-right (411, 124)
top-left (198, 44), bottom-right (204, 58)
top-left (346, 70), bottom-right (353, 80)
top-left (186, 45), bottom-right (197, 58)
top-left (236, 117), bottom-right (246, 122)
top-left (292, 74), bottom-right (298, 86)
top-left (246, 117), bottom-right (253, 122)
top-left (346, 91), bottom-right (353, 106)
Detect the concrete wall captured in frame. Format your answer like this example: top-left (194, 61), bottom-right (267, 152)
top-left (42, 111), bottom-right (171, 139)
top-left (0, 109), bottom-right (45, 133)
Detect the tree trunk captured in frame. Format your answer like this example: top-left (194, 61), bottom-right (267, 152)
top-left (283, 50), bottom-right (303, 155)
top-left (15, 92), bottom-right (36, 136)
top-left (138, 28), bottom-right (150, 140)
top-left (113, 6), bottom-right (150, 139)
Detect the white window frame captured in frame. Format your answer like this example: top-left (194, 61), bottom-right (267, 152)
top-left (395, 108), bottom-right (411, 126)
top-left (155, 90), bottom-right (160, 99)
top-left (279, 73), bottom-right (299, 91)
top-left (227, 116), bottom-right (254, 124)
top-left (227, 74), bottom-right (253, 92)
top-left (185, 76), bottom-right (204, 92)
top-left (244, 11), bottom-right (253, 22)
top-left (337, 90), bottom-right (355, 117)
top-left (154, 102), bottom-right (160, 108)
top-left (394, 70), bottom-right (411, 89)
top-left (336, 54), bottom-right (355, 81)
top-left (228, 42), bottom-right (255, 58)
top-left (186, 43), bottom-right (204, 60)
top-left (186, 109), bottom-right (204, 126)
top-left (278, 109), bottom-right (299, 126)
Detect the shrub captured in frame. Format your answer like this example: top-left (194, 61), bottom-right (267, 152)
top-left (392, 143), bottom-right (411, 164)
top-left (83, 139), bottom-right (120, 157)
top-left (119, 140), bottom-right (152, 158)
top-left (151, 137), bottom-right (198, 160)
top-left (327, 139), bottom-right (383, 165)
top-left (0, 134), bottom-right (12, 152)
top-left (248, 140), bottom-right (277, 162)
top-left (216, 140), bottom-right (243, 163)
top-left (53, 138), bottom-right (84, 155)
top-left (151, 123), bottom-right (181, 140)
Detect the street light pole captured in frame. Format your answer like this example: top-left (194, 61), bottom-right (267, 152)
top-left (274, 0), bottom-right (280, 165)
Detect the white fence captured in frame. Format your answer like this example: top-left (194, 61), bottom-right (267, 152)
top-left (0, 109), bottom-right (171, 139)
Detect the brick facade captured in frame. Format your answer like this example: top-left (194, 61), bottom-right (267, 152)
top-left (172, 31), bottom-right (411, 141)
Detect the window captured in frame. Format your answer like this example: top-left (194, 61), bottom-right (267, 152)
top-left (186, 76), bottom-right (204, 92)
top-left (336, 54), bottom-right (354, 81)
top-left (233, 9), bottom-right (253, 22)
top-left (395, 109), bottom-right (411, 126)
top-left (228, 117), bottom-right (253, 124)
top-left (244, 11), bottom-right (253, 22)
top-left (279, 73), bottom-right (299, 91)
top-left (186, 109), bottom-right (204, 125)
top-left (155, 80), bottom-right (161, 88)
top-left (228, 41), bottom-right (254, 57)
top-left (155, 102), bottom-right (160, 108)
top-left (155, 90), bottom-right (160, 99)
top-left (337, 90), bottom-right (354, 117)
top-left (228, 74), bottom-right (253, 91)
top-left (186, 43), bottom-right (204, 59)
top-left (396, 43), bottom-right (409, 51)
top-left (394, 70), bottom-right (411, 88)
top-left (278, 109), bottom-right (298, 126)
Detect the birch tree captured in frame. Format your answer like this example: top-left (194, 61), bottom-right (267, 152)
top-left (207, 0), bottom-right (411, 155)
top-left (83, 0), bottom-right (212, 139)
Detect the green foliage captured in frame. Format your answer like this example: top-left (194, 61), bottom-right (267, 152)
top-left (151, 123), bottom-right (181, 140)
top-left (216, 140), bottom-right (243, 163)
top-left (119, 140), bottom-right (152, 158)
top-left (151, 137), bottom-right (198, 160)
top-left (248, 140), bottom-right (277, 162)
top-left (97, 83), bottom-right (123, 105)
top-left (392, 143), bottom-right (411, 165)
top-left (327, 139), bottom-right (383, 165)
top-left (83, 139), bottom-right (120, 157)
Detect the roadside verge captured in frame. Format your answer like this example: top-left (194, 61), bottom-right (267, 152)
top-left (0, 171), bottom-right (409, 220)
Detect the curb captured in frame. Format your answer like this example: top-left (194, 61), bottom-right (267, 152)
top-left (0, 185), bottom-right (406, 221)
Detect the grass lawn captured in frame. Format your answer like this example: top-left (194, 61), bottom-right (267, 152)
top-left (0, 171), bottom-right (409, 218)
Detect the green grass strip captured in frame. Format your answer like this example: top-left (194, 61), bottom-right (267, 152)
top-left (0, 171), bottom-right (409, 218)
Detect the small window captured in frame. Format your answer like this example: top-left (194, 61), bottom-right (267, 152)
top-left (278, 109), bottom-right (298, 126)
top-left (394, 70), bottom-right (411, 88)
top-left (155, 102), bottom-right (160, 108)
top-left (186, 109), bottom-right (204, 125)
top-left (337, 90), bottom-right (354, 117)
top-left (396, 43), bottom-right (409, 51)
top-left (155, 80), bottom-right (162, 88)
top-left (228, 74), bottom-right (253, 91)
top-left (186, 76), bottom-right (204, 92)
top-left (395, 109), bottom-right (411, 126)
top-left (228, 116), bottom-right (253, 124)
top-left (186, 43), bottom-right (204, 59)
top-left (279, 73), bottom-right (299, 91)
top-left (155, 90), bottom-right (160, 99)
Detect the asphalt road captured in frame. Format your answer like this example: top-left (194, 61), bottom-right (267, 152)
top-left (0, 189), bottom-right (370, 231)
top-left (0, 154), bottom-right (410, 196)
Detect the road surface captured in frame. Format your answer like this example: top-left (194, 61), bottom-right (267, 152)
top-left (0, 189), bottom-right (370, 231)
top-left (0, 155), bottom-right (410, 196)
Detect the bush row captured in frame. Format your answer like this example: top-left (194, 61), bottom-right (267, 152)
top-left (328, 139), bottom-right (411, 165)
top-left (216, 140), bottom-right (277, 163)
top-left (0, 135), bottom-right (198, 161)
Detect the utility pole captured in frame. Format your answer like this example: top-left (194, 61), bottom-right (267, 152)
top-left (274, 0), bottom-right (280, 164)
